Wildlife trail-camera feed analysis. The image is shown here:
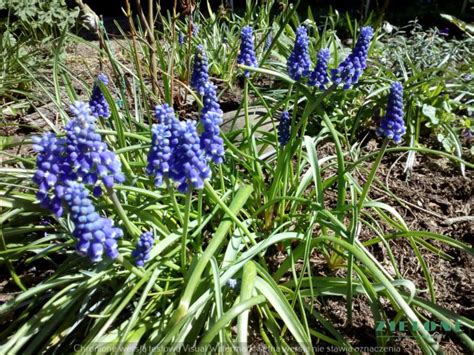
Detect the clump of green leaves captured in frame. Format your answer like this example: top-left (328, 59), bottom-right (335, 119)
top-left (0, 0), bottom-right (79, 38)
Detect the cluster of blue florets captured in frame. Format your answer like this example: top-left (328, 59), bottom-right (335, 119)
top-left (132, 231), bottom-right (155, 267)
top-left (331, 26), bottom-right (374, 89)
top-left (65, 102), bottom-right (125, 193)
top-left (147, 103), bottom-right (214, 193)
top-left (89, 73), bottom-right (110, 118)
top-left (32, 133), bottom-right (68, 217)
top-left (199, 83), bottom-right (225, 164)
top-left (377, 82), bottom-right (406, 143)
top-left (265, 30), bottom-right (273, 50)
top-left (64, 181), bottom-right (122, 262)
top-left (287, 26), bottom-right (311, 81)
top-left (191, 45), bottom-right (210, 95)
top-left (308, 48), bottom-right (330, 89)
top-left (237, 25), bottom-right (258, 77)
top-left (278, 111), bottom-right (291, 146)
top-left (32, 101), bottom-right (125, 262)
top-left (178, 31), bottom-right (185, 45)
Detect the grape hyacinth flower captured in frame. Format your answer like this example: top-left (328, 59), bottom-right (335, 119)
top-left (191, 45), bottom-right (209, 95)
top-left (287, 26), bottom-right (311, 81)
top-left (146, 104), bottom-right (179, 187)
top-left (132, 231), bottom-right (155, 267)
top-left (191, 23), bottom-right (199, 37)
top-left (169, 120), bottom-right (212, 193)
top-left (65, 102), bottom-right (125, 192)
top-left (199, 83), bottom-right (224, 163)
top-left (331, 26), bottom-right (374, 89)
top-left (264, 30), bottom-right (273, 50)
top-left (89, 73), bottom-right (110, 118)
top-left (278, 111), bottom-right (291, 146)
top-left (237, 25), bottom-right (258, 77)
top-left (308, 48), bottom-right (330, 89)
top-left (377, 82), bottom-right (406, 143)
top-left (63, 181), bottom-right (122, 262)
top-left (32, 133), bottom-right (68, 217)
top-left (178, 31), bottom-right (185, 45)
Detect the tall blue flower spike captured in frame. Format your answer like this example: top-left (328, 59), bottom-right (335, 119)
top-left (32, 133), bottom-right (68, 217)
top-left (65, 102), bottom-right (125, 193)
top-left (331, 26), bottom-right (374, 89)
top-left (199, 83), bottom-right (224, 164)
top-left (237, 25), bottom-right (258, 77)
top-left (63, 181), bottom-right (122, 262)
top-left (168, 120), bottom-right (212, 193)
top-left (132, 231), bottom-right (155, 267)
top-left (377, 82), bottom-right (406, 143)
top-left (146, 104), bottom-right (178, 187)
top-left (287, 26), bottom-right (311, 81)
top-left (191, 45), bottom-right (210, 95)
top-left (89, 73), bottom-right (110, 118)
top-left (308, 48), bottom-right (330, 89)
top-left (278, 111), bottom-right (291, 146)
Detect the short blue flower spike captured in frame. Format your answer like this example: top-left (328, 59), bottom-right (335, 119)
top-left (377, 82), bottom-right (406, 143)
top-left (132, 231), bottom-right (155, 267)
top-left (308, 48), bottom-right (330, 89)
top-left (287, 26), bottom-right (311, 81)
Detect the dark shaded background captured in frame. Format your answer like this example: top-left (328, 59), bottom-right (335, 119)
top-left (80, 0), bottom-right (472, 26)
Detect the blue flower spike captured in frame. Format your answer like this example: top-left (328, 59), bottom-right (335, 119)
top-left (278, 111), bottom-right (291, 146)
top-left (199, 83), bottom-right (224, 164)
top-left (308, 48), bottom-right (330, 89)
top-left (191, 45), bottom-right (210, 95)
top-left (132, 231), bottom-right (155, 267)
top-left (377, 82), bottom-right (406, 144)
top-left (331, 26), bottom-right (374, 89)
top-left (89, 73), bottom-right (111, 118)
top-left (237, 25), bottom-right (258, 77)
top-left (63, 181), bottom-right (122, 262)
top-left (169, 120), bottom-right (212, 193)
top-left (287, 26), bottom-right (311, 81)
top-left (66, 102), bottom-right (125, 193)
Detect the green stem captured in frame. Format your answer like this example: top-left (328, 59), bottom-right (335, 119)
top-left (167, 184), bottom-right (253, 328)
top-left (347, 138), bottom-right (388, 324)
top-left (108, 189), bottom-right (140, 237)
top-left (181, 191), bottom-right (192, 273)
top-left (357, 139), bottom-right (389, 212)
top-left (166, 177), bottom-right (183, 225)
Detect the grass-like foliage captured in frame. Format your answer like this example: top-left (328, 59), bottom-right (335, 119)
top-left (0, 1), bottom-right (473, 354)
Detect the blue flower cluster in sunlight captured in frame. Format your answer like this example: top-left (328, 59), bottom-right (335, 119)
top-left (331, 26), bottom-right (374, 89)
top-left (377, 82), bottom-right (406, 143)
top-left (64, 181), bottom-right (122, 262)
top-left (32, 133), bottom-right (68, 217)
top-left (65, 102), bottom-right (125, 192)
top-left (89, 73), bottom-right (110, 118)
top-left (191, 45), bottom-right (210, 95)
top-left (33, 101), bottom-right (124, 218)
top-left (199, 83), bottom-right (224, 164)
top-left (169, 120), bottom-right (212, 192)
top-left (132, 231), bottom-right (155, 267)
top-left (308, 48), bottom-right (330, 89)
top-left (287, 26), bottom-right (311, 81)
top-left (278, 111), bottom-right (291, 146)
top-left (147, 104), bottom-right (213, 192)
top-left (237, 25), bottom-right (258, 77)
top-left (146, 104), bottom-right (177, 187)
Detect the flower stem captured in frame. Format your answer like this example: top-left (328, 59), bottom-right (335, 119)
top-left (181, 190), bottom-right (193, 273)
top-left (108, 189), bottom-right (140, 237)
